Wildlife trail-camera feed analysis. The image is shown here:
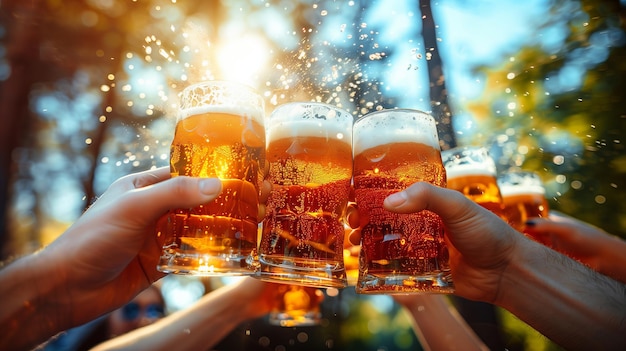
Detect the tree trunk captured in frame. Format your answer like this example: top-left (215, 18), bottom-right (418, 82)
top-left (419, 0), bottom-right (456, 150)
top-left (0, 1), bottom-right (42, 257)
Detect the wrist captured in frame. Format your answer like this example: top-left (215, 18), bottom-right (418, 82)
top-left (0, 249), bottom-right (68, 350)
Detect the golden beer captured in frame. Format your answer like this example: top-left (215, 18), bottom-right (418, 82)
top-left (258, 102), bottom-right (353, 288)
top-left (353, 109), bottom-right (452, 294)
top-left (343, 226), bottom-right (361, 286)
top-left (442, 147), bottom-right (505, 218)
top-left (156, 81), bottom-right (265, 276)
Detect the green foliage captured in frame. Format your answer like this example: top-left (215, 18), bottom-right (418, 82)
top-left (465, 0), bottom-right (626, 237)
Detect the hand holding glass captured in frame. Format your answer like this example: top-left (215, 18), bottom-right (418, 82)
top-left (352, 109), bottom-right (452, 294)
top-left (156, 81), bottom-right (266, 276)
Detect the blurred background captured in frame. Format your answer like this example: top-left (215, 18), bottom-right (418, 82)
top-left (1, 0), bottom-right (624, 350)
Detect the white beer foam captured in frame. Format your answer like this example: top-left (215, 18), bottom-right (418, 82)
top-left (179, 104), bottom-right (264, 124)
top-left (445, 163), bottom-right (496, 179)
top-left (267, 118), bottom-right (351, 141)
top-left (499, 184), bottom-right (546, 196)
top-left (497, 171), bottom-right (546, 196)
top-left (178, 81), bottom-right (265, 124)
top-left (266, 103), bottom-right (353, 142)
top-left (352, 110), bottom-right (440, 155)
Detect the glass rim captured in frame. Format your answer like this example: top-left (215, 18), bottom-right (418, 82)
top-left (352, 108), bottom-right (440, 152)
top-left (181, 79), bottom-right (259, 94)
top-left (355, 108), bottom-right (435, 124)
top-left (270, 101), bottom-right (352, 116)
top-left (177, 80), bottom-right (265, 121)
top-left (441, 145), bottom-right (489, 155)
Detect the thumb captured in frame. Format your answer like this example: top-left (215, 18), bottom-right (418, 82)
top-left (120, 176), bottom-right (223, 223)
top-left (383, 181), bottom-right (478, 222)
top-left (382, 182), bottom-right (511, 242)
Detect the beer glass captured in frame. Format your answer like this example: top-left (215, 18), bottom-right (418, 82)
top-left (441, 146), bottom-right (505, 218)
top-left (497, 170), bottom-right (549, 236)
top-left (258, 102), bottom-right (353, 288)
top-left (156, 81), bottom-right (266, 276)
top-left (353, 109), bottom-right (452, 294)
top-left (268, 284), bottom-right (324, 327)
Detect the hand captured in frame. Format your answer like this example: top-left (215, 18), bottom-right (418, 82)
top-left (1, 167), bottom-right (225, 350)
top-left (382, 182), bottom-right (519, 304)
top-left (47, 167), bottom-right (224, 324)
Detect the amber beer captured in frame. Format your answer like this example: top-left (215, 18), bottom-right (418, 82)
top-left (498, 170), bottom-right (549, 236)
top-left (442, 147), bottom-right (505, 218)
top-left (343, 225), bottom-right (361, 286)
top-left (156, 81), bottom-right (265, 276)
top-left (258, 102), bottom-right (352, 288)
top-left (353, 109), bottom-right (452, 294)
top-left (268, 284), bottom-right (323, 327)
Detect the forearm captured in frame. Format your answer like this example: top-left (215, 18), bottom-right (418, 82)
top-left (90, 282), bottom-right (256, 351)
top-left (595, 235), bottom-right (626, 283)
top-left (497, 238), bottom-right (626, 350)
top-left (0, 251), bottom-right (68, 351)
top-left (399, 294), bottom-right (488, 351)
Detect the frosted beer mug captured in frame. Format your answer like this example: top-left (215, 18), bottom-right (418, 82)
top-left (353, 109), bottom-right (452, 294)
top-left (441, 146), bottom-right (505, 218)
top-left (497, 170), bottom-right (549, 235)
top-left (258, 102), bottom-right (352, 288)
top-left (156, 81), bottom-right (266, 276)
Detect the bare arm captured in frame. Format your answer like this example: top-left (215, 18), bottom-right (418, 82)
top-left (90, 278), bottom-right (276, 351)
top-left (496, 236), bottom-right (626, 349)
top-left (524, 212), bottom-right (626, 283)
top-left (383, 182), bottom-right (626, 350)
top-left (393, 294), bottom-right (488, 351)
top-left (0, 168), bottom-right (223, 351)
